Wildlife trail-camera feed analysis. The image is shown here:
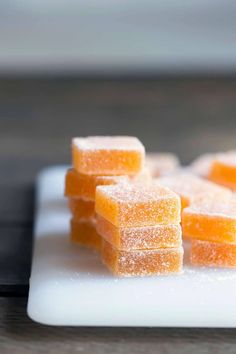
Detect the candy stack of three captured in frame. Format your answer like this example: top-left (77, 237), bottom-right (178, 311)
top-left (95, 182), bottom-right (183, 277)
top-left (64, 136), bottom-right (147, 251)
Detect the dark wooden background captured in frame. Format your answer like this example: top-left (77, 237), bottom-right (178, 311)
top-left (1, 76), bottom-right (236, 353)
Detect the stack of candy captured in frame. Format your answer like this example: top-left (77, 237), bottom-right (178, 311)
top-left (96, 182), bottom-right (183, 277)
top-left (64, 136), bottom-right (146, 251)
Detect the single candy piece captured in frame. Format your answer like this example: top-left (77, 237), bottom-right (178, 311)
top-left (65, 168), bottom-right (128, 201)
top-left (102, 240), bottom-right (183, 277)
top-left (189, 153), bottom-right (216, 178)
top-left (182, 198), bottom-right (236, 243)
top-left (209, 151), bottom-right (236, 190)
top-left (95, 183), bottom-right (181, 228)
top-left (70, 218), bottom-right (101, 250)
top-left (158, 173), bottom-right (231, 210)
top-left (96, 214), bottom-right (182, 250)
top-left (146, 152), bottom-right (179, 177)
top-left (68, 198), bottom-right (95, 220)
top-left (72, 136), bottom-right (145, 176)
top-left (191, 240), bottom-right (236, 268)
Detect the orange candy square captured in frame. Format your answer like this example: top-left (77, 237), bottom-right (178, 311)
top-left (70, 218), bottom-right (101, 250)
top-left (65, 168), bottom-right (128, 201)
top-left (72, 136), bottom-right (145, 176)
top-left (95, 183), bottom-right (181, 228)
top-left (102, 240), bottom-right (183, 277)
top-left (96, 215), bottom-right (182, 250)
top-left (209, 152), bottom-right (236, 190)
top-left (68, 198), bottom-right (95, 220)
top-left (182, 198), bottom-right (236, 243)
top-left (191, 240), bottom-right (236, 268)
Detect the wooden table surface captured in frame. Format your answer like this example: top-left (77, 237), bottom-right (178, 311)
top-left (1, 76), bottom-right (236, 353)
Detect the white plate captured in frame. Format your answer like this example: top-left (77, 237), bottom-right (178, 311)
top-left (27, 166), bottom-right (236, 327)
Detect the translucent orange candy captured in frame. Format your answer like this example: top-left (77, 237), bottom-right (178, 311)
top-left (65, 168), bottom-right (128, 201)
top-left (146, 152), bottom-right (179, 177)
top-left (70, 218), bottom-right (101, 250)
top-left (182, 198), bottom-right (236, 243)
top-left (72, 136), bottom-right (145, 176)
top-left (95, 183), bottom-right (181, 228)
top-left (102, 240), bottom-right (183, 277)
top-left (68, 198), bottom-right (95, 219)
top-left (191, 240), bottom-right (236, 268)
top-left (96, 215), bottom-right (182, 250)
top-left (158, 173), bottom-right (231, 210)
top-left (209, 152), bottom-right (236, 190)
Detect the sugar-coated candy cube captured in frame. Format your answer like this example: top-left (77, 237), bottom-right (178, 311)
top-left (209, 151), bottom-right (236, 190)
top-left (70, 218), bottom-right (101, 250)
top-left (189, 153), bottom-right (216, 178)
top-left (102, 240), bottom-right (183, 277)
top-left (65, 168), bottom-right (128, 201)
top-left (68, 198), bottom-right (95, 220)
top-left (95, 183), bottom-right (181, 228)
top-left (191, 240), bottom-right (236, 268)
top-left (96, 215), bottom-right (182, 250)
top-left (146, 152), bottom-right (179, 177)
top-left (158, 173), bottom-right (231, 210)
top-left (72, 136), bottom-right (145, 176)
top-left (182, 198), bottom-right (236, 243)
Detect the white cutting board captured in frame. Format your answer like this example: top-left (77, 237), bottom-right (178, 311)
top-left (27, 166), bottom-right (236, 327)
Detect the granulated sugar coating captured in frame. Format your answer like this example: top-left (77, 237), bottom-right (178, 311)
top-left (190, 153), bottom-right (217, 178)
top-left (209, 151), bottom-right (236, 190)
top-left (96, 214), bottom-right (182, 250)
top-left (182, 198), bottom-right (236, 243)
top-left (72, 136), bottom-right (145, 176)
top-left (102, 240), bottom-right (183, 277)
top-left (95, 183), bottom-right (181, 227)
top-left (158, 173), bottom-right (232, 210)
top-left (191, 240), bottom-right (236, 268)
top-left (65, 168), bottom-right (128, 201)
top-left (146, 152), bottom-right (180, 177)
top-left (68, 198), bottom-right (95, 220)
top-left (70, 218), bottom-right (101, 251)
